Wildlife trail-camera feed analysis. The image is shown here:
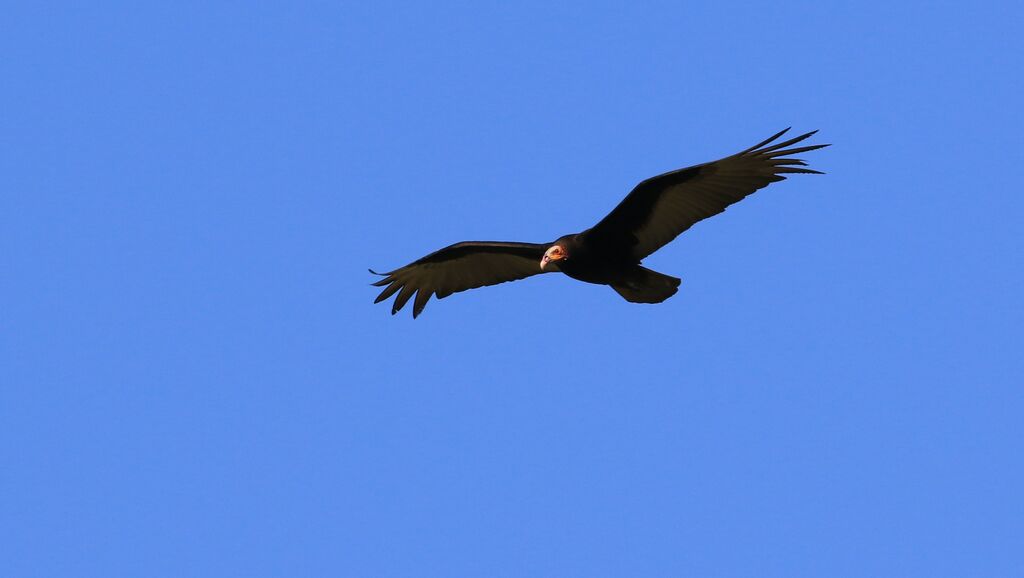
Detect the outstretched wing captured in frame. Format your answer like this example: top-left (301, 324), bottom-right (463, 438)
top-left (586, 128), bottom-right (829, 260)
top-left (371, 241), bottom-right (551, 318)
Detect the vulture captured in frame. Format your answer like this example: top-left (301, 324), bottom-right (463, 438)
top-left (371, 128), bottom-right (828, 318)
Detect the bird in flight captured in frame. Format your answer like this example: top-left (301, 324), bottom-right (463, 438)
top-left (371, 128), bottom-right (828, 318)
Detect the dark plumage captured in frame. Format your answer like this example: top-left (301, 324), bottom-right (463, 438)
top-left (371, 128), bottom-right (829, 317)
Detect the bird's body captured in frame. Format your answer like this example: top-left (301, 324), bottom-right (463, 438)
top-left (544, 233), bottom-right (681, 303)
top-left (549, 233), bottom-right (623, 285)
top-left (371, 128), bottom-right (828, 317)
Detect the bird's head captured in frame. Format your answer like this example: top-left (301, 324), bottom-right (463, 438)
top-left (540, 244), bottom-right (568, 271)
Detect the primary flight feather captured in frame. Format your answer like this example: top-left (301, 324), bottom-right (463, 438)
top-left (371, 128), bottom-right (829, 318)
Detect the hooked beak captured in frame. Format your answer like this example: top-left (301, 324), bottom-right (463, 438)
top-left (540, 246), bottom-right (564, 271)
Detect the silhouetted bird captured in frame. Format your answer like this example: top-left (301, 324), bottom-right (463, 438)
top-left (371, 128), bottom-right (828, 317)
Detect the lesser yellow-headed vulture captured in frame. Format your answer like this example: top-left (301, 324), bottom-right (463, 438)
top-left (371, 128), bottom-right (828, 317)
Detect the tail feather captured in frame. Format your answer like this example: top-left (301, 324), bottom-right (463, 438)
top-left (611, 266), bottom-right (681, 304)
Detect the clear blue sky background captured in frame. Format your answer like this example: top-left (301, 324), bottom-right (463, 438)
top-left (3, 2), bottom-right (1022, 576)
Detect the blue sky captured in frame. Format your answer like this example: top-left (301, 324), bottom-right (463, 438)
top-left (3, 1), bottom-right (1022, 576)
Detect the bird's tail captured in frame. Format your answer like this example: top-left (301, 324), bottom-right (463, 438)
top-left (611, 266), bottom-right (681, 304)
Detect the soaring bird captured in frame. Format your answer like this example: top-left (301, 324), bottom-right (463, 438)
top-left (371, 128), bottom-right (828, 318)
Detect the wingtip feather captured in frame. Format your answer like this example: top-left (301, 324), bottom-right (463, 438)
top-left (391, 285), bottom-right (416, 315)
top-left (775, 167), bottom-right (825, 174)
top-left (755, 130), bottom-right (820, 155)
top-left (739, 127), bottom-right (792, 154)
top-left (412, 290), bottom-right (432, 319)
top-left (374, 281), bottom-right (401, 303)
